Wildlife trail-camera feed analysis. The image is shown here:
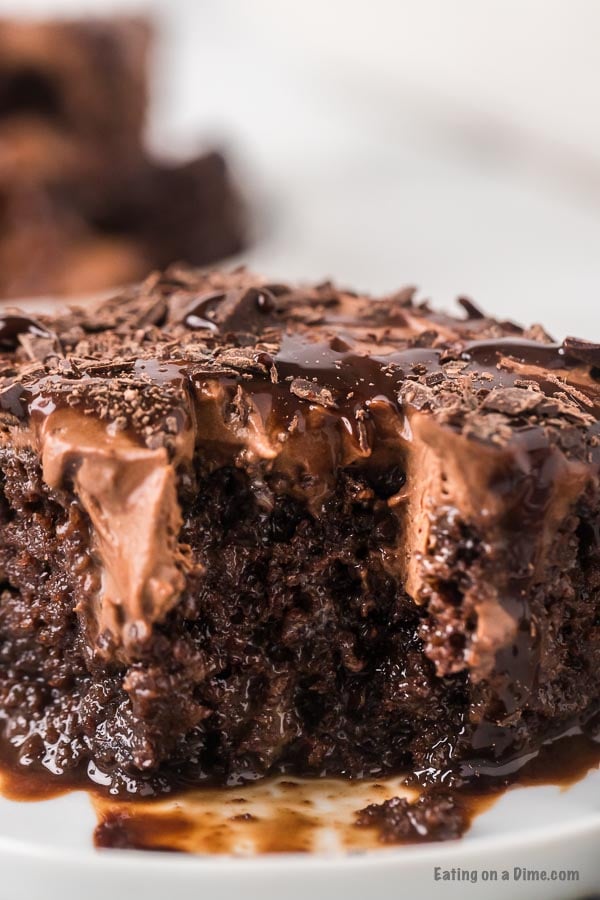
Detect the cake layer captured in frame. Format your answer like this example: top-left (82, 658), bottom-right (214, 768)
top-left (0, 20), bottom-right (245, 298)
top-left (0, 267), bottom-right (598, 792)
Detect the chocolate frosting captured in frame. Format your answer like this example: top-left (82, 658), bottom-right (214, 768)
top-left (39, 408), bottom-right (192, 656)
top-left (0, 265), bottom-right (598, 678)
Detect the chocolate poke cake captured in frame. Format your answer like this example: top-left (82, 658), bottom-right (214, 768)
top-left (0, 266), bottom-right (598, 797)
top-left (0, 19), bottom-right (245, 299)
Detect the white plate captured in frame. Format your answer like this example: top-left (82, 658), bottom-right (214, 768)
top-left (0, 763), bottom-right (598, 900)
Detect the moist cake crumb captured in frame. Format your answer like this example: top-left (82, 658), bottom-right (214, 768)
top-left (355, 791), bottom-right (468, 843)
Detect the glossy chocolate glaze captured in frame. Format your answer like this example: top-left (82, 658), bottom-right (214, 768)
top-left (5, 318), bottom-right (599, 435)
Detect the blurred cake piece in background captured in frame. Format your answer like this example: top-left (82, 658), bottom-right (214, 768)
top-left (0, 17), bottom-right (148, 173)
top-left (0, 17), bottom-right (246, 299)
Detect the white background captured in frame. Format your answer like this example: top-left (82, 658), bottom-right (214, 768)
top-left (2, 0), bottom-right (600, 337)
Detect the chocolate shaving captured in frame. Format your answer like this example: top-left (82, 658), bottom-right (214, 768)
top-left (290, 378), bottom-right (337, 408)
top-left (134, 298), bottom-right (168, 329)
top-left (562, 336), bottom-right (600, 367)
top-left (186, 288), bottom-right (278, 334)
top-left (481, 387), bottom-right (543, 415)
top-left (442, 359), bottom-right (469, 377)
top-left (458, 296), bottom-right (485, 320)
top-left (398, 381), bottom-right (438, 411)
top-left (425, 371), bottom-right (445, 387)
top-left (216, 347), bottom-right (272, 375)
top-left (0, 314), bottom-right (60, 353)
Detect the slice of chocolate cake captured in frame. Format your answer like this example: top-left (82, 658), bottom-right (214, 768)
top-left (0, 19), bottom-right (246, 299)
top-left (0, 266), bottom-right (598, 795)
